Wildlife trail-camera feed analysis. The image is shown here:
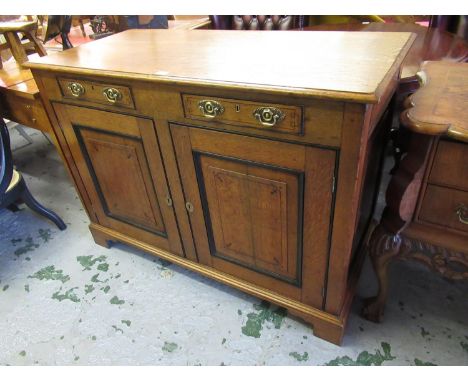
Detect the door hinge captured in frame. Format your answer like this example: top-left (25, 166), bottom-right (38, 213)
top-left (332, 176), bottom-right (336, 193)
top-left (321, 287), bottom-right (326, 298)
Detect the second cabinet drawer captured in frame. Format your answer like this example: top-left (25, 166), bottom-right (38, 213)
top-left (429, 140), bottom-right (468, 191)
top-left (58, 77), bottom-right (135, 109)
top-left (419, 184), bottom-right (468, 234)
top-left (182, 94), bottom-right (303, 135)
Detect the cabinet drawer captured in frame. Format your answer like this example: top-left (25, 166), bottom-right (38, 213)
top-left (1, 93), bottom-right (51, 133)
top-left (419, 185), bottom-right (468, 234)
top-left (58, 77), bottom-right (135, 109)
top-left (429, 140), bottom-right (468, 191)
top-left (182, 94), bottom-right (302, 135)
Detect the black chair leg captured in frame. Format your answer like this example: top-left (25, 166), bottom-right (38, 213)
top-left (20, 182), bottom-right (67, 231)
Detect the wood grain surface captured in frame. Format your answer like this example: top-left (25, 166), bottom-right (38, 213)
top-left (26, 29), bottom-right (415, 103)
top-left (402, 61), bottom-right (468, 142)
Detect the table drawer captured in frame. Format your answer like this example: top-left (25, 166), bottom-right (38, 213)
top-left (419, 184), bottom-right (468, 234)
top-left (1, 93), bottom-right (51, 133)
top-left (429, 140), bottom-right (468, 191)
top-left (182, 94), bottom-right (303, 135)
top-left (58, 77), bottom-right (135, 109)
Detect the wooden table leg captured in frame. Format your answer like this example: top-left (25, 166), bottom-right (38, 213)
top-left (362, 132), bottom-right (434, 322)
top-left (362, 224), bottom-right (403, 322)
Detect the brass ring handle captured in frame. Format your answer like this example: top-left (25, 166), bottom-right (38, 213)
top-left (198, 100), bottom-right (224, 118)
top-left (102, 87), bottom-right (122, 104)
top-left (253, 107), bottom-right (285, 127)
top-left (455, 204), bottom-right (468, 225)
top-left (68, 82), bottom-right (85, 97)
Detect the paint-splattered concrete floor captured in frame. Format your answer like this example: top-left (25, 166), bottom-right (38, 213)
top-left (1, 127), bottom-right (467, 366)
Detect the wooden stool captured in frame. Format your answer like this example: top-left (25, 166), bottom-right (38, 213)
top-left (0, 21), bottom-right (47, 68)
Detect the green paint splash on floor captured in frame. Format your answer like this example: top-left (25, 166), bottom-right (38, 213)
top-left (97, 263), bottom-right (109, 272)
top-left (38, 228), bottom-right (52, 243)
top-left (2, 285), bottom-right (9, 292)
top-left (28, 265), bottom-right (70, 283)
top-left (91, 273), bottom-right (108, 283)
top-left (414, 358), bottom-right (437, 366)
top-left (121, 320), bottom-right (131, 327)
top-left (162, 342), bottom-right (178, 352)
top-left (110, 296), bottom-right (125, 305)
top-left (325, 342), bottom-right (395, 366)
top-left (112, 325), bottom-right (124, 334)
top-left (84, 284), bottom-right (95, 294)
top-left (19, 351), bottom-right (26, 357)
top-left (241, 301), bottom-right (287, 338)
top-left (289, 351), bottom-right (309, 362)
top-left (420, 327), bottom-right (430, 338)
top-left (24, 284), bottom-right (29, 292)
top-left (14, 237), bottom-right (39, 256)
top-left (52, 287), bottom-right (80, 303)
top-left (76, 255), bottom-right (107, 271)
top-left (101, 285), bottom-right (110, 294)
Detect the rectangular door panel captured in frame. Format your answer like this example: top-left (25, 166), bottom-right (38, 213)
top-left (198, 154), bottom-right (302, 285)
top-left (79, 128), bottom-right (166, 235)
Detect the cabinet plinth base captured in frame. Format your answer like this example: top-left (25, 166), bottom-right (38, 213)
top-left (89, 224), bottom-right (112, 248)
top-left (88, 222), bottom-right (351, 345)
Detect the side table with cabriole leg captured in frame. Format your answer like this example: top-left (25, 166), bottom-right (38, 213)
top-left (363, 61), bottom-right (468, 323)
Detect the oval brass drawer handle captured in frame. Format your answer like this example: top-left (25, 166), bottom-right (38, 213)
top-left (68, 82), bottom-right (85, 97)
top-left (198, 100), bottom-right (224, 118)
top-left (455, 204), bottom-right (468, 225)
top-left (253, 107), bottom-right (285, 127)
top-left (103, 87), bottom-right (122, 103)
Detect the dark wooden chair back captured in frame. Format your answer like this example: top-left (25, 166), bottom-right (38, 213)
top-left (44, 15), bottom-right (73, 50)
top-left (209, 15), bottom-right (306, 30)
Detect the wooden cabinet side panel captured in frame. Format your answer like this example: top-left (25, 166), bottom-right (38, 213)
top-left (325, 103), bottom-right (368, 315)
top-left (301, 147), bottom-right (336, 308)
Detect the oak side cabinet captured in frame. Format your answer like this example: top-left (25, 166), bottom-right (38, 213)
top-left (26, 30), bottom-right (415, 344)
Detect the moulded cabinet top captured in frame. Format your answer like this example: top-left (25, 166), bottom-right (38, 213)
top-left (26, 29), bottom-right (416, 103)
